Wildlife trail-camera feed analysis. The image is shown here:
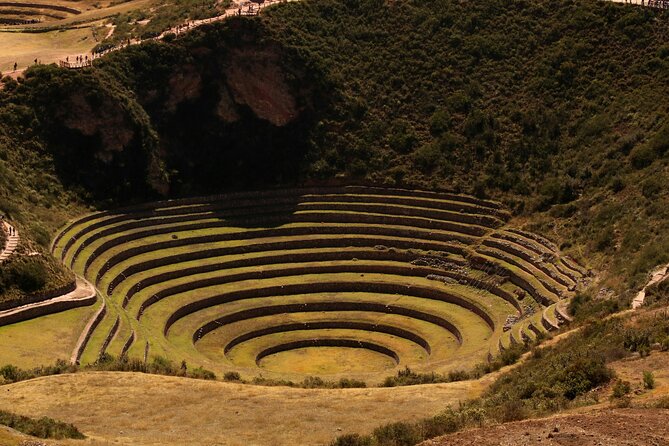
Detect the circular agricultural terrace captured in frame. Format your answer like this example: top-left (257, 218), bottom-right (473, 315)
top-left (0, 1), bottom-right (81, 25)
top-left (52, 186), bottom-right (585, 382)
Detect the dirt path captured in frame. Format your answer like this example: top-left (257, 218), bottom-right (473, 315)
top-left (0, 276), bottom-right (96, 327)
top-left (0, 0), bottom-right (294, 75)
top-left (57, 0), bottom-right (295, 69)
top-left (632, 263), bottom-right (669, 309)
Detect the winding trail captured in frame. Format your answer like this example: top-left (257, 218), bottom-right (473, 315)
top-left (632, 263), bottom-right (669, 309)
top-left (0, 220), bottom-right (19, 262)
top-left (57, 0), bottom-right (295, 69)
top-left (1, 0), bottom-right (294, 76)
top-left (608, 0), bottom-right (669, 6)
top-left (0, 0), bottom-right (660, 77)
top-left (0, 220), bottom-right (97, 335)
top-left (0, 275), bottom-right (97, 327)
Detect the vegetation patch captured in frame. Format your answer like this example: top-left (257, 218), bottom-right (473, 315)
top-left (333, 309), bottom-right (669, 445)
top-left (0, 409), bottom-right (84, 440)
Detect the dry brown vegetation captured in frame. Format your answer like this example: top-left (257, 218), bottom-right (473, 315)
top-left (0, 371), bottom-right (495, 445)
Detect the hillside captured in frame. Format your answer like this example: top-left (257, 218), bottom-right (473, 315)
top-left (0, 0), bottom-right (669, 444)
top-left (0, 0), bottom-right (667, 297)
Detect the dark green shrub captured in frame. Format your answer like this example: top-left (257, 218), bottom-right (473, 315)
top-left (609, 176), bottom-right (625, 193)
top-left (388, 120), bottom-right (418, 153)
top-left (500, 345), bottom-right (524, 366)
top-left (645, 278), bottom-right (669, 306)
top-left (445, 91), bottom-right (471, 113)
top-left (382, 366), bottom-right (449, 387)
top-left (372, 421), bottom-right (421, 446)
top-left (594, 226), bottom-right (615, 252)
top-left (659, 335), bottom-right (669, 352)
top-left (497, 399), bottom-right (527, 422)
top-left (413, 143), bottom-right (442, 172)
top-left (561, 356), bottom-right (614, 399)
top-left (302, 376), bottom-right (326, 388)
top-left (30, 224), bottom-right (51, 248)
top-left (569, 291), bottom-right (621, 321)
top-left (464, 110), bottom-right (493, 139)
top-left (630, 144), bottom-right (657, 169)
top-left (223, 371), bottom-right (242, 381)
top-left (612, 380), bottom-right (631, 398)
top-left (0, 410), bottom-right (85, 439)
top-left (643, 371), bottom-right (655, 389)
top-left (447, 370), bottom-right (470, 382)
top-left (429, 109), bottom-right (451, 135)
top-left (623, 329), bottom-right (651, 355)
top-left (148, 356), bottom-right (177, 375)
top-left (11, 261), bottom-right (47, 293)
top-left (641, 177), bottom-right (663, 199)
top-left (0, 364), bottom-right (22, 382)
top-left (331, 433), bottom-right (373, 446)
top-left (337, 378), bottom-right (366, 388)
top-left (189, 367), bottom-right (216, 380)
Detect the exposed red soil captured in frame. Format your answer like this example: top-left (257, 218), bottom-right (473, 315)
top-left (421, 408), bottom-right (669, 446)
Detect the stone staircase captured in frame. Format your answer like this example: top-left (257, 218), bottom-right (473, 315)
top-left (0, 220), bottom-right (19, 262)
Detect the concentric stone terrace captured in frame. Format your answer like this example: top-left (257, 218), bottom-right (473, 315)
top-left (0, 1), bottom-right (81, 25)
top-left (52, 186), bottom-right (585, 382)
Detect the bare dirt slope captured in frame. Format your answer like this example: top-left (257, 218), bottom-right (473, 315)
top-left (421, 408), bottom-right (669, 446)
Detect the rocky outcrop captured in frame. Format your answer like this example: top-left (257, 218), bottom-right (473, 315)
top-left (223, 46), bottom-right (299, 126)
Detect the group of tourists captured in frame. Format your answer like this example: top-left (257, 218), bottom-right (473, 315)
top-left (645, 0), bottom-right (669, 8)
top-left (174, 22), bottom-right (191, 34)
top-left (620, 0), bottom-right (669, 6)
top-left (58, 54), bottom-right (93, 69)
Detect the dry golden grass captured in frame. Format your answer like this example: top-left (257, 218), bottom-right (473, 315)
top-left (0, 425), bottom-right (67, 446)
top-left (0, 371), bottom-right (495, 445)
top-left (0, 0), bottom-right (152, 31)
top-left (0, 28), bottom-right (95, 72)
top-left (0, 0), bottom-right (152, 72)
top-left (609, 350), bottom-right (669, 403)
top-left (0, 427), bottom-right (23, 446)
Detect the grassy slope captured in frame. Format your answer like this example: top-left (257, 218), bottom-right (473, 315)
top-left (0, 371), bottom-right (493, 445)
top-left (0, 28), bottom-right (98, 72)
top-left (0, 300), bottom-right (100, 368)
top-left (0, 89), bottom-right (82, 306)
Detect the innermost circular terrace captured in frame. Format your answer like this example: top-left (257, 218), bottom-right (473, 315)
top-left (257, 345), bottom-right (399, 375)
top-left (51, 186), bottom-right (584, 382)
